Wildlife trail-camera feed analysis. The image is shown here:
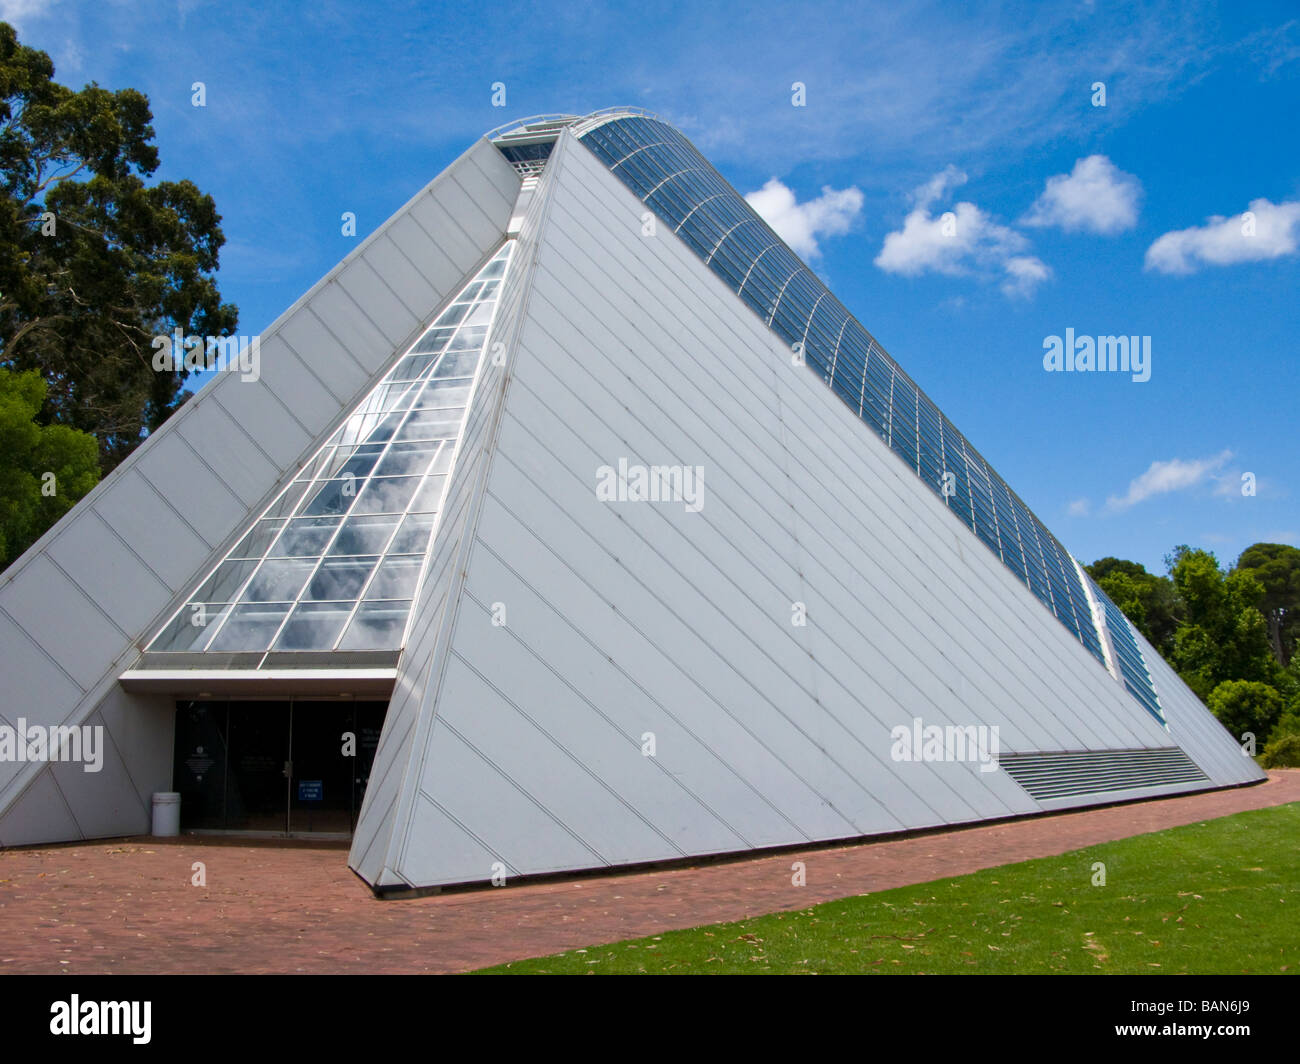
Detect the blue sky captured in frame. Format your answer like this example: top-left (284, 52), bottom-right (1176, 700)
top-left (10, 0), bottom-right (1298, 574)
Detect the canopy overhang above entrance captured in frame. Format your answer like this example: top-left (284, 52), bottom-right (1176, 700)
top-left (118, 668), bottom-right (397, 699)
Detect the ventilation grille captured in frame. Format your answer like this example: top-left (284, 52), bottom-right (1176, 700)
top-left (1001, 748), bottom-right (1207, 801)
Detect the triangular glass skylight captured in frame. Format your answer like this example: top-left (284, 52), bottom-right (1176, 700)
top-left (145, 241), bottom-right (514, 661)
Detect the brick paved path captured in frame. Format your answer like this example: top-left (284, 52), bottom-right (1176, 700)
top-left (2, 772), bottom-right (1296, 974)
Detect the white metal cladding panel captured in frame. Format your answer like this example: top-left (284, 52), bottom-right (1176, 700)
top-left (93, 685), bottom-right (175, 809)
top-left (211, 383), bottom-right (315, 471)
top-left (449, 578), bottom-right (750, 857)
top-left (133, 439), bottom-right (245, 553)
top-left (382, 212), bottom-right (465, 293)
top-left (494, 330), bottom-right (1027, 833)
top-left (406, 659), bottom-right (615, 877)
top-left (457, 512), bottom-right (828, 850)
top-left (510, 292), bottom-right (1043, 821)
top-left (275, 307), bottom-right (371, 404)
top-left (554, 148), bottom-right (1147, 739)
top-left (434, 639), bottom-right (707, 868)
top-left (408, 198), bottom-right (485, 278)
top-left (474, 443), bottom-right (875, 840)
top-left (488, 360), bottom-right (949, 832)
top-left (470, 478), bottom-right (857, 841)
top-left (386, 786), bottom-right (503, 888)
top-left (552, 140), bottom-right (1167, 754)
top-left (91, 471), bottom-right (213, 590)
top-left (363, 233), bottom-right (444, 326)
top-left (424, 172), bottom-right (509, 253)
top-left (49, 708), bottom-right (149, 837)
top-left (45, 510), bottom-right (172, 638)
top-left (0, 768), bottom-right (81, 846)
top-left (0, 556), bottom-right (130, 691)
top-left (0, 612), bottom-right (82, 794)
top-left (333, 257), bottom-right (420, 349)
top-left (295, 283), bottom-right (397, 381)
top-left (469, 137), bottom-right (528, 206)
top-left (173, 401), bottom-right (281, 511)
top-left (242, 335), bottom-right (343, 440)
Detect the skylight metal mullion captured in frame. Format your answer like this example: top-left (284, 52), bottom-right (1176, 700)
top-left (803, 305), bottom-right (846, 371)
top-left (597, 123), bottom-right (651, 167)
top-left (675, 191), bottom-right (729, 233)
top-left (328, 438), bottom-right (448, 653)
top-left (643, 166), bottom-right (707, 202)
top-left (644, 178), bottom-right (698, 230)
top-left (705, 218), bottom-right (761, 266)
top-left (763, 265), bottom-right (806, 329)
top-left (735, 243), bottom-right (784, 309)
top-left (610, 140), bottom-right (671, 172)
top-left (795, 290), bottom-right (828, 365)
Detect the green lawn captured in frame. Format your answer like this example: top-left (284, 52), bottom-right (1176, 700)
top-left (476, 803), bottom-right (1300, 974)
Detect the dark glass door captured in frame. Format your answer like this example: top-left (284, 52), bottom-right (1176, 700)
top-left (226, 703), bottom-right (291, 831)
top-left (174, 699), bottom-right (387, 834)
top-left (173, 702), bottom-right (231, 830)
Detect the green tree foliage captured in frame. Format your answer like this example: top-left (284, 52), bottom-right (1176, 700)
top-left (1084, 556), bottom-right (1178, 656)
top-left (0, 22), bottom-right (236, 473)
top-left (1205, 680), bottom-right (1285, 749)
top-left (1260, 732), bottom-right (1300, 768)
top-left (1165, 545), bottom-right (1277, 700)
top-left (0, 365), bottom-right (98, 566)
top-left (1235, 542), bottom-right (1300, 667)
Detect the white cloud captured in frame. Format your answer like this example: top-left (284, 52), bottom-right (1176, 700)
top-left (1067, 498), bottom-right (1091, 517)
top-left (1212, 472), bottom-right (1245, 497)
top-left (914, 164), bottom-right (968, 210)
top-left (874, 167), bottom-right (1050, 298)
top-left (745, 178), bottom-right (863, 259)
top-left (1145, 197), bottom-right (1300, 273)
top-left (1002, 255), bottom-right (1051, 298)
top-left (658, 3), bottom-right (1221, 172)
top-left (1105, 450), bottom-right (1232, 511)
top-left (1022, 155), bottom-right (1142, 235)
top-left (0, 0), bottom-right (55, 28)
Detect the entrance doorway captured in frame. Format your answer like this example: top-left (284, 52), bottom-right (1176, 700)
top-left (172, 699), bottom-right (387, 835)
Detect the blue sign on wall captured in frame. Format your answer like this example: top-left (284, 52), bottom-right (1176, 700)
top-left (297, 780), bottom-right (323, 802)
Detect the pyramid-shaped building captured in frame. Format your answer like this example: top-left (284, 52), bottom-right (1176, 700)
top-left (0, 109), bottom-right (1264, 891)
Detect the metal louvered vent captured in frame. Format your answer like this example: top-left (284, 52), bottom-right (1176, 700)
top-left (1001, 748), bottom-right (1207, 801)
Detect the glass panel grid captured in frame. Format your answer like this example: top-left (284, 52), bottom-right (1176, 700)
top-left (146, 242), bottom-right (514, 659)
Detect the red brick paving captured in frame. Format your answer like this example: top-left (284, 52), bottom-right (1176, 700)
top-left (2, 772), bottom-right (1296, 974)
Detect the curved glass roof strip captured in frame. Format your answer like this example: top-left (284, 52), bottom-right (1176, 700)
top-left (1089, 574), bottom-right (1165, 724)
top-left (145, 241), bottom-right (515, 663)
top-left (577, 115), bottom-right (1162, 706)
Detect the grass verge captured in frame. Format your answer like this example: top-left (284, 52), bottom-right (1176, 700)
top-left (476, 803), bottom-right (1300, 974)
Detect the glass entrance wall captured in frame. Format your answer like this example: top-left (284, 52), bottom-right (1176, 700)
top-left (173, 700), bottom-right (386, 834)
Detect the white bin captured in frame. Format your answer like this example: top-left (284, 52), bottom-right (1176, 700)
top-left (151, 792), bottom-right (181, 837)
